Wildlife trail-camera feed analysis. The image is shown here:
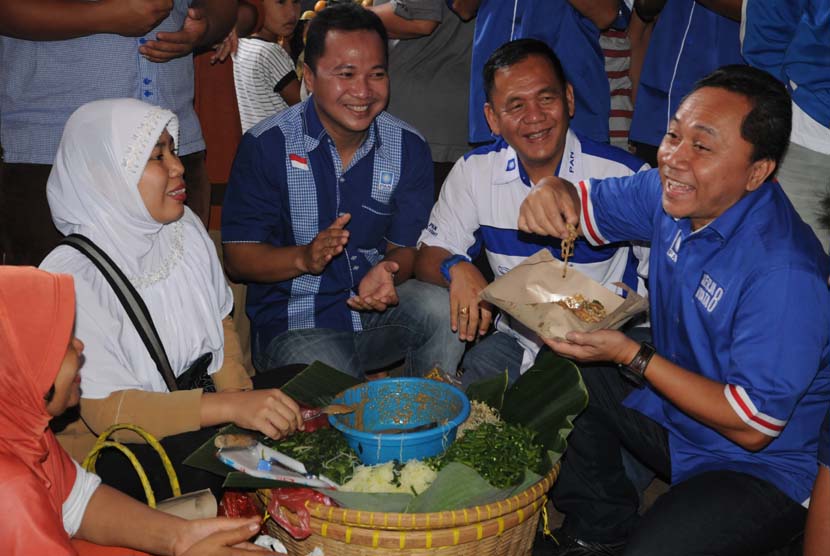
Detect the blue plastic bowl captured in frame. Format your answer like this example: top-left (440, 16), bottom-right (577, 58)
top-left (328, 378), bottom-right (471, 465)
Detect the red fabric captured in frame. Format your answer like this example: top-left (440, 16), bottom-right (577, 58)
top-left (0, 267), bottom-right (79, 555)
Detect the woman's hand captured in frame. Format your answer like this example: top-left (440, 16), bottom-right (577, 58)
top-left (203, 389), bottom-right (304, 439)
top-left (174, 517), bottom-right (271, 556)
top-left (543, 329), bottom-right (640, 366)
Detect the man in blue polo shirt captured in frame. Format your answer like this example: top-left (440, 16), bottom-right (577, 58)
top-left (519, 65), bottom-right (830, 555)
top-left (221, 3), bottom-right (464, 378)
top-left (455, 0), bottom-right (621, 145)
top-left (415, 39), bottom-right (648, 387)
top-left (628, 0), bottom-right (744, 166)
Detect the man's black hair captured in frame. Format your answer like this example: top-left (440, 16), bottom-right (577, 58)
top-left (687, 65), bottom-right (792, 166)
top-left (483, 38), bottom-right (567, 104)
top-left (304, 3), bottom-right (388, 74)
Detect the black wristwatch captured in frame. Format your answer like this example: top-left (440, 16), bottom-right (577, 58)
top-left (619, 342), bottom-right (656, 387)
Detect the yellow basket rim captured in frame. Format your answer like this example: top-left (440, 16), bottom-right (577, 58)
top-left (263, 461), bottom-right (559, 531)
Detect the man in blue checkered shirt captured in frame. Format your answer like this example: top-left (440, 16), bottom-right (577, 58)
top-left (221, 4), bottom-right (464, 379)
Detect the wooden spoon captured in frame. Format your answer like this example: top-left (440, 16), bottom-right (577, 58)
top-left (303, 403), bottom-right (355, 421)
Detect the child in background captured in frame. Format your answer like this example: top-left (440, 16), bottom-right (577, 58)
top-left (233, 0), bottom-right (303, 133)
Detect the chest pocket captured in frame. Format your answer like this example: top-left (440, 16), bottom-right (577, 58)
top-left (354, 197), bottom-right (394, 249)
top-left (361, 197), bottom-right (394, 217)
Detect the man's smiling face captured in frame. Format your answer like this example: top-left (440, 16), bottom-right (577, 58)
top-left (484, 54), bottom-right (574, 183)
top-left (658, 86), bottom-right (773, 230)
top-left (304, 29), bottom-right (389, 146)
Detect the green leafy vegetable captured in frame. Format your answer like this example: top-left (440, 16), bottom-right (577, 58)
top-left (427, 422), bottom-right (543, 489)
top-left (262, 428), bottom-right (359, 485)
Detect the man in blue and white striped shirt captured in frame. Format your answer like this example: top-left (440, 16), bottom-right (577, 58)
top-left (415, 38), bottom-right (649, 387)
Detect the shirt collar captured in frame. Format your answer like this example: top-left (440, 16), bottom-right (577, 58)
top-left (302, 98), bottom-right (382, 163)
top-left (492, 129), bottom-right (575, 187)
top-left (677, 180), bottom-right (776, 241)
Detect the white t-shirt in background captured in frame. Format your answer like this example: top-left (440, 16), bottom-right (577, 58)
top-left (233, 38), bottom-right (296, 133)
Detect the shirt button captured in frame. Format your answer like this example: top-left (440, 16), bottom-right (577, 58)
top-left (139, 38), bottom-right (148, 44)
top-left (352, 265), bottom-right (360, 271)
top-left (351, 256), bottom-right (357, 261)
top-left (143, 90), bottom-right (153, 97)
top-left (339, 177), bottom-right (345, 183)
top-left (143, 78), bottom-right (152, 85)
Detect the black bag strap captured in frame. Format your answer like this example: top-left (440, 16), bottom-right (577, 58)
top-left (60, 234), bottom-right (179, 392)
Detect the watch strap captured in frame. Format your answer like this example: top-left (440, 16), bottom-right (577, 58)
top-left (620, 342), bottom-right (656, 387)
top-left (440, 254), bottom-right (471, 282)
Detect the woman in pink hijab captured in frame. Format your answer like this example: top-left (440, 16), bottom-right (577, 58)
top-left (0, 266), bottom-right (269, 556)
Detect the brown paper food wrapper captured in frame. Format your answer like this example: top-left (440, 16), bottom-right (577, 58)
top-left (479, 249), bottom-right (649, 339)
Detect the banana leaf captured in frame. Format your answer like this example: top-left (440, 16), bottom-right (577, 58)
top-left (279, 361), bottom-right (362, 406)
top-left (464, 369), bottom-right (509, 409)
top-left (320, 491), bottom-right (414, 513)
top-left (501, 350), bottom-right (588, 457)
top-left (405, 462), bottom-right (542, 513)
top-left (183, 423), bottom-right (244, 476)
top-left (184, 355), bottom-right (587, 514)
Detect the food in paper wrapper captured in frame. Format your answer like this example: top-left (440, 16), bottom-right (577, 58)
top-left (555, 294), bottom-right (607, 323)
top-left (479, 249), bottom-right (648, 339)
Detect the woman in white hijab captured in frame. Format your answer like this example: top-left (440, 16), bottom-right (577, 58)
top-left (40, 98), bottom-right (304, 498)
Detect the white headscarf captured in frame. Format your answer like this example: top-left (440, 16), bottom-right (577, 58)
top-left (41, 99), bottom-right (233, 397)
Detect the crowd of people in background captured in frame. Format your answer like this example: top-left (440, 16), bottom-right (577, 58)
top-left (0, 1), bottom-right (829, 555)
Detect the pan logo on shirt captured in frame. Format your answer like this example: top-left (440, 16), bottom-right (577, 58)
top-left (666, 230), bottom-right (682, 263)
top-left (289, 153), bottom-right (308, 171)
top-left (506, 158), bottom-right (516, 172)
top-left (695, 272), bottom-right (724, 313)
top-left (426, 222), bottom-right (438, 236)
top-left (568, 151), bottom-right (575, 173)
top-left (379, 171), bottom-right (394, 191)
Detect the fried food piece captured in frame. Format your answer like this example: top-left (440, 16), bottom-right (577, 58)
top-left (561, 224), bottom-right (578, 278)
top-left (556, 294), bottom-right (607, 323)
top-left (214, 433), bottom-right (258, 449)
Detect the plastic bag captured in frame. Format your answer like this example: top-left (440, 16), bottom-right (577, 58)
top-left (267, 487), bottom-right (335, 540)
top-left (219, 491), bottom-right (262, 520)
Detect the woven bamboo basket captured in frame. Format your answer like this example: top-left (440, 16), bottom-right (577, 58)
top-left (262, 461), bottom-right (559, 555)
